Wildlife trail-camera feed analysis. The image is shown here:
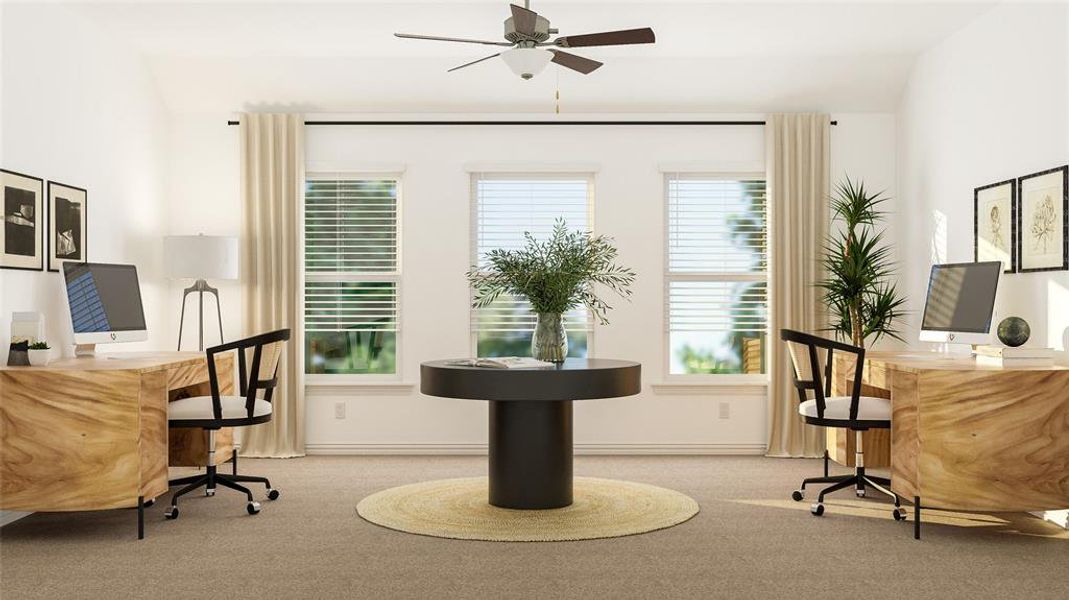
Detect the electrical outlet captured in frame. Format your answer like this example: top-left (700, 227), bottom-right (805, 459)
top-left (334, 401), bottom-right (346, 420)
top-left (718, 401), bottom-right (730, 420)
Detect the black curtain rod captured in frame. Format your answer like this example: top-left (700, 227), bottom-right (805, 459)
top-left (226, 119), bottom-right (838, 126)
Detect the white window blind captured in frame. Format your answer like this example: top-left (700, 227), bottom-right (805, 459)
top-left (306, 178), bottom-right (398, 274)
top-left (304, 176), bottom-right (400, 375)
top-left (666, 175), bottom-right (768, 375)
top-left (471, 175), bottom-right (594, 356)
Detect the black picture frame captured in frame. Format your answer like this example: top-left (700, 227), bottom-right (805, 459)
top-left (974, 178), bottom-right (1017, 273)
top-left (1, 168), bottom-right (45, 272)
top-left (46, 181), bottom-right (88, 272)
top-left (1017, 165), bottom-right (1068, 273)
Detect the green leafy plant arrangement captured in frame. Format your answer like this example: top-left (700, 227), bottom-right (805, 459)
top-left (467, 219), bottom-right (636, 324)
top-left (28, 341), bottom-right (50, 350)
top-left (818, 177), bottom-right (907, 347)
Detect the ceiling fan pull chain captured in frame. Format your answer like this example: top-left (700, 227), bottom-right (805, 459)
top-left (555, 72), bottom-right (561, 114)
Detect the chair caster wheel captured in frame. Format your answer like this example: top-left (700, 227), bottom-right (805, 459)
top-left (791, 490), bottom-right (804, 502)
top-left (266, 489), bottom-right (280, 501)
top-left (205, 488), bottom-right (215, 497)
top-left (893, 507), bottom-right (907, 521)
top-left (144, 498), bottom-right (155, 507)
top-left (811, 503), bottom-right (825, 516)
top-left (247, 501), bottom-right (261, 515)
top-left (856, 489), bottom-right (866, 498)
top-left (164, 506), bottom-right (179, 520)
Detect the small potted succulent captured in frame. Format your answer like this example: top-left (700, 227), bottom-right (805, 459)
top-left (27, 341), bottom-right (52, 367)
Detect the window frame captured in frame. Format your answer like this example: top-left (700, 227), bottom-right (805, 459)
top-left (468, 172), bottom-right (597, 358)
top-left (303, 171), bottom-right (404, 385)
top-left (663, 171), bottom-right (770, 384)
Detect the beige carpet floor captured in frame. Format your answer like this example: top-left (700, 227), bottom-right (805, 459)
top-left (1, 456), bottom-right (1066, 600)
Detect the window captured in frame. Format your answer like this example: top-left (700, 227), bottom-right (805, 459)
top-left (304, 175), bottom-right (400, 375)
top-left (471, 174), bottom-right (593, 358)
top-left (666, 175), bottom-right (767, 375)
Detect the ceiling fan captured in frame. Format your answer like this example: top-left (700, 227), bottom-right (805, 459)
top-left (394, 1), bottom-right (655, 79)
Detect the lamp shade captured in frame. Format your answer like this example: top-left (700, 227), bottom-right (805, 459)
top-left (164, 234), bottom-right (238, 280)
top-left (501, 48), bottom-right (552, 79)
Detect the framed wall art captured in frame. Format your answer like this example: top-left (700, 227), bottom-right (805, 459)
top-left (974, 178), bottom-right (1016, 273)
top-left (1, 169), bottom-right (45, 271)
top-left (1017, 165), bottom-right (1068, 273)
top-left (47, 181), bottom-right (87, 272)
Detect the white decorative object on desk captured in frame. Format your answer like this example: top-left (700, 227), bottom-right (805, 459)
top-left (7, 311), bottom-right (44, 366)
top-left (27, 347), bottom-right (51, 367)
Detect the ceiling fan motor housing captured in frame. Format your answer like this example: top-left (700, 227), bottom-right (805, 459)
top-left (504, 15), bottom-right (553, 43)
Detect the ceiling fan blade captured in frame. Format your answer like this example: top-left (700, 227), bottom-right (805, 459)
top-left (394, 33), bottom-right (511, 46)
top-left (447, 53), bottom-right (501, 73)
top-left (510, 4), bottom-right (538, 36)
top-left (549, 50), bottom-right (603, 74)
top-left (552, 27), bottom-right (655, 48)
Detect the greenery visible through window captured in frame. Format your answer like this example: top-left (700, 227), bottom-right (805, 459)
top-left (304, 177), bottom-right (399, 375)
top-left (471, 176), bottom-right (593, 358)
top-left (666, 176), bottom-right (768, 375)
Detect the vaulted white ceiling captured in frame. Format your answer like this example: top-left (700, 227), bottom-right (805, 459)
top-left (66, 1), bottom-right (997, 113)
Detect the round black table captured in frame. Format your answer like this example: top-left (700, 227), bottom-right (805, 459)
top-left (420, 358), bottom-right (641, 510)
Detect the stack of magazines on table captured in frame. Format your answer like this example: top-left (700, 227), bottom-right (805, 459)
top-left (449, 357), bottom-right (556, 369)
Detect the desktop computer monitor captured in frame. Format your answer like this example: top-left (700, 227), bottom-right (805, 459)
top-left (919, 261), bottom-right (1001, 345)
top-left (63, 262), bottom-right (148, 355)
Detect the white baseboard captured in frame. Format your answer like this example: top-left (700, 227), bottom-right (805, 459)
top-left (305, 443), bottom-right (768, 456)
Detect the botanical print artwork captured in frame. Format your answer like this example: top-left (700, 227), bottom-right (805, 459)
top-left (1028, 190), bottom-right (1058, 254)
top-left (1018, 166), bottom-right (1067, 272)
top-left (975, 181), bottom-right (1014, 272)
top-left (988, 204), bottom-right (1005, 248)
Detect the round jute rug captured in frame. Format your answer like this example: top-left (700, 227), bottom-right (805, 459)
top-left (356, 476), bottom-right (699, 542)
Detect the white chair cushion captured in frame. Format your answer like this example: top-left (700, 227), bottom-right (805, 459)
top-left (169, 395), bottom-right (272, 422)
top-left (799, 396), bottom-right (891, 422)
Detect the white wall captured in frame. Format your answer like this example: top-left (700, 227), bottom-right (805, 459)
top-left (0, 3), bottom-right (170, 362)
top-left (164, 113), bottom-right (243, 350)
top-left (165, 112), bottom-right (895, 453)
top-left (896, 1), bottom-right (1069, 352)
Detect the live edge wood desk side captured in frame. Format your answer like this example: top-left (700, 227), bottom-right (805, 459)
top-left (832, 351), bottom-right (1069, 513)
top-left (0, 352), bottom-right (235, 537)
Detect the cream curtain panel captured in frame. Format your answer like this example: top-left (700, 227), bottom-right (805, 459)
top-left (765, 113), bottom-right (831, 458)
top-left (239, 113), bottom-right (306, 458)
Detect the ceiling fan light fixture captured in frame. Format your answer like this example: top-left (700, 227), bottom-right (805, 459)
top-left (500, 48), bottom-right (552, 79)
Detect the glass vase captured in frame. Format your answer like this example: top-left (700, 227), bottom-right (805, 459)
top-left (531, 312), bottom-right (568, 363)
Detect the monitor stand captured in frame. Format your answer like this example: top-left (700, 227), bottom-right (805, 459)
top-left (74, 343), bottom-right (97, 358)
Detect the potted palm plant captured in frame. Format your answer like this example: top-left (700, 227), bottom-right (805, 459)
top-left (818, 177), bottom-right (906, 347)
top-left (467, 219), bottom-right (636, 362)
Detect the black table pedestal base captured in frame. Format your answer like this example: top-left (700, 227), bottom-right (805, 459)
top-left (489, 400), bottom-right (573, 509)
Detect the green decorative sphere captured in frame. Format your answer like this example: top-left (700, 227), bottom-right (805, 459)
top-left (997, 317), bottom-right (1030, 347)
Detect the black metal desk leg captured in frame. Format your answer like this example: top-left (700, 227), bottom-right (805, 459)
top-left (137, 496), bottom-right (145, 540)
top-left (913, 496), bottom-right (921, 540)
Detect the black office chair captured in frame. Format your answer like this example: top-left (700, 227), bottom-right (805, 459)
top-left (164, 329), bottom-right (291, 519)
top-left (780, 329), bottom-right (906, 520)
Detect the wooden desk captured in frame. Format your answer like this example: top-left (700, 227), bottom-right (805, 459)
top-left (0, 352), bottom-right (234, 538)
top-left (832, 351), bottom-right (1069, 525)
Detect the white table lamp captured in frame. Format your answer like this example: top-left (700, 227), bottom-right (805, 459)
top-left (164, 234), bottom-right (239, 351)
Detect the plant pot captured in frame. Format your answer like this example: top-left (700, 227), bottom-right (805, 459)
top-left (531, 312), bottom-right (568, 363)
top-left (27, 349), bottom-right (51, 367)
